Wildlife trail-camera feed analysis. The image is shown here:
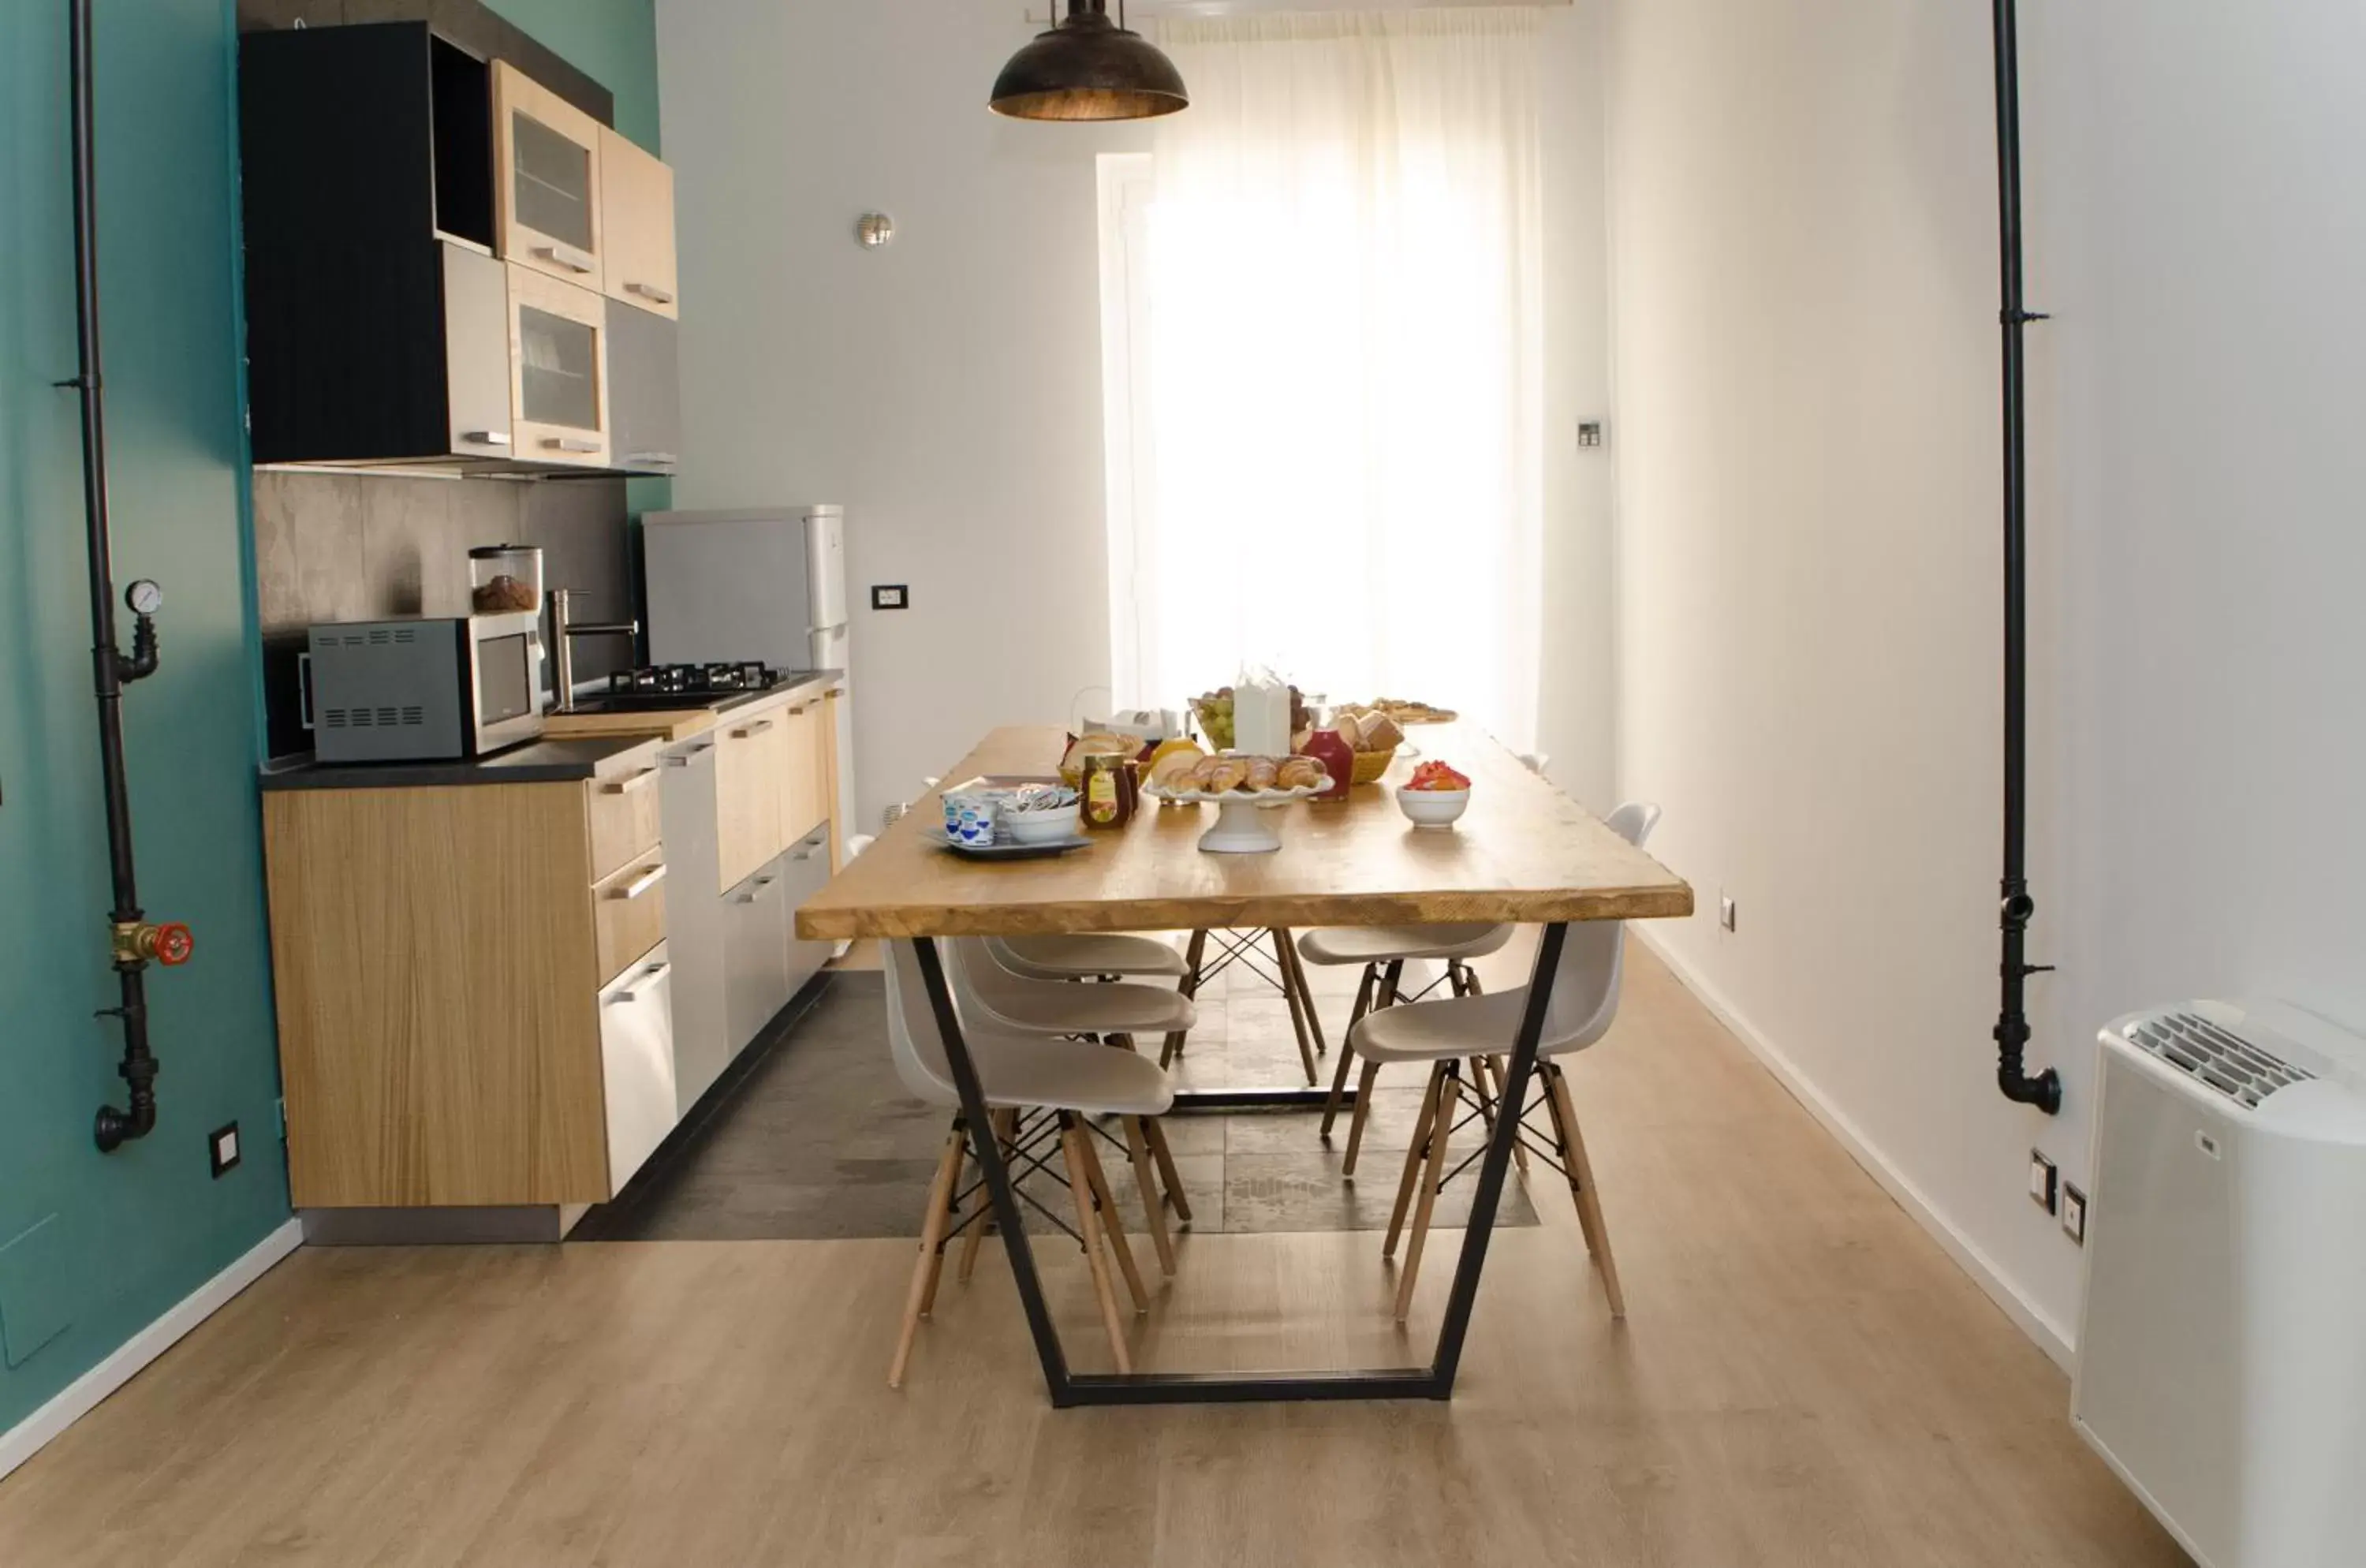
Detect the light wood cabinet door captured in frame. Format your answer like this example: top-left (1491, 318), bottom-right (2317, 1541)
top-left (586, 765), bottom-right (662, 883)
top-left (493, 61), bottom-right (605, 289)
top-left (778, 697), bottom-right (828, 846)
top-left (506, 264), bottom-right (610, 469)
top-left (598, 127), bottom-right (677, 319)
top-left (714, 709), bottom-right (786, 893)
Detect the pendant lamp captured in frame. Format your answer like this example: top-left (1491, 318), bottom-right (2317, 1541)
top-left (990, 0), bottom-right (1188, 122)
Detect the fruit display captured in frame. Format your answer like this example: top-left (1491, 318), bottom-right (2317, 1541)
top-left (1190, 685), bottom-right (1310, 752)
top-left (1404, 760), bottom-right (1472, 792)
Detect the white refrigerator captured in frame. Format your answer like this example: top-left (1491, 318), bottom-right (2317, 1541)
top-left (644, 506), bottom-right (856, 849)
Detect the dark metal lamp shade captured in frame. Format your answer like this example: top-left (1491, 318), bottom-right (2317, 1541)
top-left (990, 1), bottom-right (1188, 122)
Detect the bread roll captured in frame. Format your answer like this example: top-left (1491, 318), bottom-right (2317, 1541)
top-left (1334, 711), bottom-right (1365, 750)
top-left (1360, 714), bottom-right (1405, 752)
top-left (1244, 757), bottom-right (1280, 792)
top-left (1276, 756), bottom-right (1325, 790)
top-left (1149, 749), bottom-right (1204, 790)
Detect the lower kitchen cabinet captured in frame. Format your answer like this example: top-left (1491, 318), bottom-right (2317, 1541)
top-left (260, 746), bottom-right (674, 1209)
top-left (724, 854), bottom-right (793, 1055)
top-left (599, 943), bottom-right (678, 1191)
top-left (782, 823), bottom-right (834, 997)
top-left (659, 735), bottom-right (730, 1114)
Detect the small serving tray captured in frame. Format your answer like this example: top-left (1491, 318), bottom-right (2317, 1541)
top-left (939, 834), bottom-right (1092, 860)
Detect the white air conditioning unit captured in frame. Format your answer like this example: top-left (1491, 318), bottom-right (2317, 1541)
top-left (2074, 999), bottom-right (2366, 1568)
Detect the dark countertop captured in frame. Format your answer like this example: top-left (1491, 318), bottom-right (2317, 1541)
top-left (259, 733), bottom-right (667, 792)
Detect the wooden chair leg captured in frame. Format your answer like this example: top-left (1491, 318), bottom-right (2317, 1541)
top-left (1341, 1060), bottom-right (1383, 1176)
top-left (957, 1107), bottom-right (1018, 1283)
top-left (1059, 1118), bottom-right (1132, 1372)
top-left (889, 1121), bottom-right (968, 1388)
top-left (1142, 1116), bottom-right (1192, 1224)
top-left (1384, 1062), bottom-right (1449, 1256)
top-left (1282, 935), bottom-right (1328, 1058)
top-left (1395, 1068), bottom-right (1462, 1322)
top-left (921, 1129), bottom-right (968, 1318)
top-left (1319, 966), bottom-right (1375, 1139)
top-left (1122, 1116), bottom-right (1177, 1275)
top-left (1546, 1064), bottom-right (1625, 1319)
top-left (1271, 928), bottom-right (1319, 1085)
top-left (1162, 929), bottom-right (1208, 1066)
top-left (1077, 1122), bottom-right (1149, 1312)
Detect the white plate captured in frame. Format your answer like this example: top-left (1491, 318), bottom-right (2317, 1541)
top-left (1141, 782), bottom-right (1327, 806)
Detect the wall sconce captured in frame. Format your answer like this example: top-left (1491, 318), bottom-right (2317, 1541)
top-left (856, 213), bottom-right (895, 249)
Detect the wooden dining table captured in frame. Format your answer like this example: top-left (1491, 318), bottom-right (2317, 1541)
top-left (796, 722), bottom-right (1692, 1407)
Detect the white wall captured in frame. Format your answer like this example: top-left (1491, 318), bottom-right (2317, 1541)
top-left (1602, 0), bottom-right (2366, 1361)
top-left (658, 0), bottom-right (1614, 831)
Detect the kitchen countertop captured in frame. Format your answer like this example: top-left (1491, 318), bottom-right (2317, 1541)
top-left (259, 734), bottom-right (668, 792)
top-left (539, 668), bottom-right (843, 743)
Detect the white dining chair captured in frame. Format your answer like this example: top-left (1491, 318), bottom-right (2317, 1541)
top-left (882, 939), bottom-right (1173, 1386)
top-left (947, 938), bottom-right (1195, 1271)
top-left (1352, 801), bottom-right (1661, 1323)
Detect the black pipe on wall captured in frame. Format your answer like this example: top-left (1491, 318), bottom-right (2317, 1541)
top-left (62, 0), bottom-right (168, 1151)
top-left (1987, 0), bottom-right (2062, 1115)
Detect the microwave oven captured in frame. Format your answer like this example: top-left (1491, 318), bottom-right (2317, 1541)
top-left (303, 613), bottom-right (546, 763)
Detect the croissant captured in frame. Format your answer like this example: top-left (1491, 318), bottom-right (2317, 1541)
top-left (1244, 757), bottom-right (1280, 792)
top-left (1200, 757), bottom-right (1252, 793)
top-left (1149, 749), bottom-right (1204, 790)
top-left (1276, 756), bottom-right (1326, 790)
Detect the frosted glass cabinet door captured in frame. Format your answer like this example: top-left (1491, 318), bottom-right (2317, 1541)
top-left (506, 263), bottom-right (610, 468)
top-left (493, 61), bottom-right (604, 289)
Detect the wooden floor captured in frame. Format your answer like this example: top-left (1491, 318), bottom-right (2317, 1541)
top-left (0, 945), bottom-right (2189, 1567)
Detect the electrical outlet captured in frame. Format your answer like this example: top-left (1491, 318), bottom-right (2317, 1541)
top-left (209, 1122), bottom-right (241, 1179)
top-left (1719, 894), bottom-right (1737, 933)
top-left (870, 584), bottom-right (909, 611)
top-left (2061, 1182), bottom-right (2087, 1245)
top-left (1577, 420), bottom-right (1605, 449)
top-left (2028, 1149), bottom-right (2058, 1213)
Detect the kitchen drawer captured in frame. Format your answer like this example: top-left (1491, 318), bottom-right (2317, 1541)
top-left (777, 695), bottom-right (829, 846)
top-left (723, 855), bottom-right (793, 1055)
top-left (599, 942), bottom-right (677, 1195)
top-left (781, 824), bottom-right (834, 999)
top-left (715, 707), bottom-right (786, 894)
top-left (586, 763), bottom-right (662, 883)
top-left (658, 738), bottom-right (730, 1116)
top-left (593, 850), bottom-right (668, 987)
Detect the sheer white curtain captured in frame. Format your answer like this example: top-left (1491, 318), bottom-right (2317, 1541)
top-left (1103, 9), bottom-right (1544, 749)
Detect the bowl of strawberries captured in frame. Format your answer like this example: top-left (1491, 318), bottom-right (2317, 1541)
top-left (1395, 760), bottom-right (1472, 827)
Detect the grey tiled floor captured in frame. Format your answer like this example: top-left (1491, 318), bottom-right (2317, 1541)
top-left (580, 952), bottom-right (1537, 1241)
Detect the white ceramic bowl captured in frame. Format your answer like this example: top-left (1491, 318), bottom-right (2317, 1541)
top-left (1003, 802), bottom-right (1083, 844)
top-left (1395, 786), bottom-right (1470, 827)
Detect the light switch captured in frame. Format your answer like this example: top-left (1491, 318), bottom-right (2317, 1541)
top-left (870, 584), bottom-right (909, 611)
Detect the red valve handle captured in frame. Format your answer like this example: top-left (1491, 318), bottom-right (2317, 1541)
top-left (151, 923), bottom-right (194, 966)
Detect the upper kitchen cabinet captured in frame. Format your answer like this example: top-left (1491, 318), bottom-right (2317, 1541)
top-left (494, 62), bottom-right (606, 291)
top-left (239, 21), bottom-right (681, 476)
top-left (599, 129), bottom-right (679, 319)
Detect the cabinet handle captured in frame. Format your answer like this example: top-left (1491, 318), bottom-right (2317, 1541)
top-left (543, 436), bottom-right (602, 454)
top-left (661, 740), bottom-right (716, 767)
top-left (297, 651), bottom-right (314, 730)
top-left (610, 863), bottom-right (668, 901)
top-left (735, 874), bottom-right (780, 904)
top-left (602, 767), bottom-right (659, 795)
top-left (532, 242), bottom-right (596, 274)
top-left (789, 849), bottom-right (815, 862)
top-left (612, 961), bottom-right (673, 1003)
top-left (625, 452), bottom-right (678, 468)
top-left (625, 281), bottom-right (675, 304)
top-left (732, 719), bottom-right (775, 737)
top-left (461, 430), bottom-right (511, 447)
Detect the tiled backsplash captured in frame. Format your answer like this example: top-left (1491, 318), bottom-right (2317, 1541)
top-left (252, 470), bottom-right (638, 758)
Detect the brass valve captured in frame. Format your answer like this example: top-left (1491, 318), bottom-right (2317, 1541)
top-left (113, 920), bottom-right (194, 968)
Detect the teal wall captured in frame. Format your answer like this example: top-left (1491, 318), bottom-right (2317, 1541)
top-left (0, 0), bottom-right (658, 1441)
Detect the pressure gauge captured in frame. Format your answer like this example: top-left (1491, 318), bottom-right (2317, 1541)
top-left (125, 579), bottom-right (162, 616)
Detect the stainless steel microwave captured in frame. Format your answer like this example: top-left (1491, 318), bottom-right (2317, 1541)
top-left (303, 613), bottom-right (546, 763)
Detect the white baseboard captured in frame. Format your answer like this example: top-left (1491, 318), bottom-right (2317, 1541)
top-left (1633, 928), bottom-right (2077, 1372)
top-left (0, 1217), bottom-right (302, 1484)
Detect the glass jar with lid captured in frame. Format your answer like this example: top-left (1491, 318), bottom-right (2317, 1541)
top-left (468, 543), bottom-right (543, 616)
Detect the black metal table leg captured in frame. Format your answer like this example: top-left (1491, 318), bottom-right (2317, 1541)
top-left (905, 923), bottom-right (1568, 1406)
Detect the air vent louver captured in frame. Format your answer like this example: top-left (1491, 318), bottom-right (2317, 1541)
top-left (2129, 1012), bottom-right (2313, 1110)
